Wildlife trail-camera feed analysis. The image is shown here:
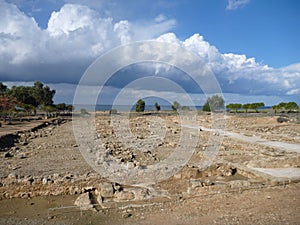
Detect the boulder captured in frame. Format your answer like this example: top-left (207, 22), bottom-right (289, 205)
top-left (74, 192), bottom-right (95, 211)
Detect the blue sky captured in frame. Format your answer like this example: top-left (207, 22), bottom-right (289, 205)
top-left (1, 0), bottom-right (300, 105)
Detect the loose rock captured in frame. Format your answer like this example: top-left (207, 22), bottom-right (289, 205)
top-left (74, 192), bottom-right (95, 211)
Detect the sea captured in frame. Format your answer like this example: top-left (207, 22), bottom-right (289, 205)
top-left (74, 104), bottom-right (272, 112)
top-left (74, 104), bottom-right (203, 111)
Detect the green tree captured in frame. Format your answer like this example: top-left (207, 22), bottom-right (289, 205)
top-left (202, 101), bottom-right (210, 112)
top-left (242, 103), bottom-right (251, 113)
top-left (154, 102), bottom-right (160, 112)
top-left (203, 95), bottom-right (225, 112)
top-left (66, 104), bottom-right (74, 113)
top-left (56, 103), bottom-right (67, 112)
top-left (21, 104), bottom-right (36, 116)
top-left (285, 102), bottom-right (298, 112)
top-left (135, 99), bottom-right (145, 112)
top-left (226, 103), bottom-right (242, 113)
top-left (250, 102), bottom-right (265, 113)
top-left (7, 81), bottom-right (55, 107)
top-left (277, 102), bottom-right (287, 112)
top-left (9, 86), bottom-right (38, 106)
top-left (272, 104), bottom-right (280, 114)
top-left (33, 81), bottom-right (55, 106)
top-left (171, 101), bottom-right (180, 111)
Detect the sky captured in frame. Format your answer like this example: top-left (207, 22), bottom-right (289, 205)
top-left (1, 0), bottom-right (300, 106)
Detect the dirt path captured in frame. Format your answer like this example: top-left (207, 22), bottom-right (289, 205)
top-left (183, 124), bottom-right (300, 154)
top-left (251, 168), bottom-right (300, 179)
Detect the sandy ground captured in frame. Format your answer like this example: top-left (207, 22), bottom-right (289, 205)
top-left (0, 183), bottom-right (299, 225)
top-left (0, 112), bottom-right (299, 224)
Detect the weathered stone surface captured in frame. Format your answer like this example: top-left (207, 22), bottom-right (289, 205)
top-left (132, 188), bottom-right (151, 200)
top-left (202, 179), bottom-right (214, 186)
top-left (229, 180), bottom-right (251, 188)
top-left (181, 168), bottom-right (199, 179)
top-left (190, 179), bottom-right (203, 188)
top-left (99, 182), bottom-right (114, 198)
top-left (74, 192), bottom-right (95, 211)
top-left (114, 191), bottom-right (135, 201)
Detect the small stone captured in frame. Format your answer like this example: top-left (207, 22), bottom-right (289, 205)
top-left (127, 162), bottom-right (135, 169)
top-left (190, 179), bottom-right (203, 188)
top-left (19, 154), bottom-right (26, 159)
top-left (122, 212), bottom-right (132, 218)
top-left (203, 179), bottom-right (214, 186)
top-left (8, 173), bottom-right (16, 179)
top-left (42, 177), bottom-right (48, 185)
top-left (173, 173), bottom-right (182, 179)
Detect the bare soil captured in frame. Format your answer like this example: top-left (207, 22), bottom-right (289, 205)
top-left (0, 112), bottom-right (299, 224)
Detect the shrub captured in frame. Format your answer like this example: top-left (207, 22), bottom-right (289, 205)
top-left (277, 117), bottom-right (289, 123)
top-left (109, 109), bottom-right (117, 115)
top-left (80, 108), bottom-right (89, 115)
top-left (135, 99), bottom-right (145, 112)
top-left (171, 101), bottom-right (180, 111)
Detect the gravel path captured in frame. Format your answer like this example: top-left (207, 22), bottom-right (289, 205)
top-left (251, 168), bottom-right (300, 179)
top-left (183, 124), bottom-right (300, 154)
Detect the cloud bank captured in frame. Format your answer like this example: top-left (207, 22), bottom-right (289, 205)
top-left (0, 1), bottom-right (299, 103)
top-left (0, 2), bottom-right (175, 83)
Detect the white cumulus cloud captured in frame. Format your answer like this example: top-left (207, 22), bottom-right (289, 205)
top-left (155, 33), bottom-right (300, 97)
top-left (226, 0), bottom-right (251, 10)
top-left (0, 1), bottom-right (299, 104)
top-left (0, 1), bottom-right (175, 82)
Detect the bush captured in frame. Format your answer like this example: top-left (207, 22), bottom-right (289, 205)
top-left (171, 101), bottom-right (180, 111)
top-left (154, 102), bottom-right (160, 112)
top-left (277, 117), bottom-right (289, 123)
top-left (203, 95), bottom-right (225, 112)
top-left (135, 99), bottom-right (145, 112)
top-left (202, 102), bottom-right (210, 112)
top-left (181, 106), bottom-right (191, 111)
top-left (109, 109), bottom-right (117, 115)
top-left (80, 108), bottom-right (89, 115)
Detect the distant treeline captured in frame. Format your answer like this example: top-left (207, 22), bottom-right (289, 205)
top-left (226, 102), bottom-right (299, 113)
top-left (0, 81), bottom-right (73, 119)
